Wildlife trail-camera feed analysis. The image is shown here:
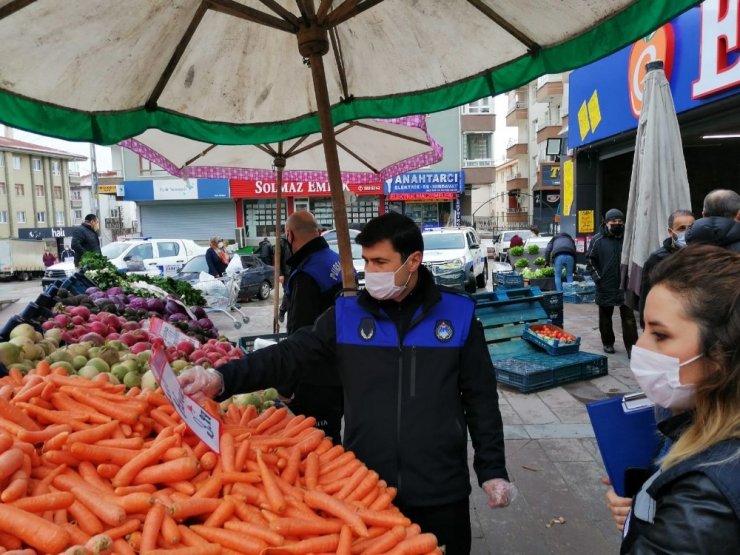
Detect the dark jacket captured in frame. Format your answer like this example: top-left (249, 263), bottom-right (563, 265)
top-left (70, 222), bottom-right (101, 266)
top-left (686, 216), bottom-right (740, 252)
top-left (278, 237), bottom-right (292, 278)
top-left (205, 247), bottom-right (227, 277)
top-left (258, 239), bottom-right (273, 264)
top-left (544, 233), bottom-right (576, 265)
top-left (61, 249), bottom-right (76, 262)
top-left (621, 413), bottom-right (740, 554)
top-left (217, 266), bottom-right (508, 507)
top-left (586, 227), bottom-right (624, 306)
top-left (284, 236), bottom-right (342, 334)
top-left (638, 237), bottom-right (678, 328)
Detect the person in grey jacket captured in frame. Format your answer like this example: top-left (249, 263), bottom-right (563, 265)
top-left (544, 232), bottom-right (576, 292)
top-left (70, 214), bottom-right (101, 266)
top-left (586, 209), bottom-right (638, 355)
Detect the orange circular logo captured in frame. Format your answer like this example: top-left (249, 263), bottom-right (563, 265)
top-left (627, 24), bottom-right (675, 118)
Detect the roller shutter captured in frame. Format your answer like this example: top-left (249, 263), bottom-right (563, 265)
top-left (140, 201), bottom-right (235, 242)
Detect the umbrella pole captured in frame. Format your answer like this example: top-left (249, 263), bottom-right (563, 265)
top-left (301, 31), bottom-right (356, 293)
top-left (273, 156), bottom-right (285, 334)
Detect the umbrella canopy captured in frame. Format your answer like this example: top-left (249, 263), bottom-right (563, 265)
top-left (620, 61), bottom-right (692, 311)
top-left (119, 115), bottom-right (442, 331)
top-left (0, 1), bottom-right (700, 145)
top-left (118, 116), bottom-right (442, 182)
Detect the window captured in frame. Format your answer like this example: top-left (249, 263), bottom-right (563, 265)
top-left (0, 211), bottom-right (7, 224)
top-left (16, 211), bottom-right (26, 223)
top-left (128, 243), bottom-right (153, 260)
top-left (74, 210), bottom-right (83, 220)
top-left (243, 199), bottom-right (288, 238)
top-left (71, 190), bottom-right (81, 200)
top-left (35, 185), bottom-right (45, 197)
top-left (32, 158), bottom-right (42, 171)
top-left (12, 156), bottom-right (21, 170)
top-left (53, 187), bottom-right (63, 199)
top-left (55, 211), bottom-right (65, 225)
top-left (156, 241), bottom-right (180, 257)
top-left (36, 211), bottom-right (46, 223)
top-left (139, 156), bottom-right (165, 175)
top-left (463, 133), bottom-right (493, 163)
top-left (52, 161), bottom-right (61, 175)
top-left (15, 183), bottom-right (24, 196)
top-left (463, 97), bottom-right (493, 114)
top-left (0, 182), bottom-right (5, 195)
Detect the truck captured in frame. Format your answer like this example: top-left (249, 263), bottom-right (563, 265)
top-left (0, 239), bottom-right (47, 281)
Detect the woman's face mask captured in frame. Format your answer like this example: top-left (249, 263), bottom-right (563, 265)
top-left (217, 241), bottom-right (224, 248)
top-left (630, 346), bottom-right (703, 410)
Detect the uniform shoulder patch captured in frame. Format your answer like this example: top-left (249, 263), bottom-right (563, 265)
top-left (434, 320), bottom-right (454, 342)
top-left (359, 317), bottom-right (376, 341)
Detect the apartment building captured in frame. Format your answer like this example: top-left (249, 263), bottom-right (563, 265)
top-left (0, 135), bottom-right (85, 239)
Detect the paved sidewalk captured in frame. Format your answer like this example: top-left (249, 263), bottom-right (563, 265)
top-left (203, 293), bottom-right (640, 554)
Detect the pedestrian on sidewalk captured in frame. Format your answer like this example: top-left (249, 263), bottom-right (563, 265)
top-left (42, 249), bottom-right (57, 267)
top-left (544, 232), bottom-right (576, 292)
top-left (638, 209), bottom-right (694, 328)
top-left (179, 212), bottom-right (514, 555)
top-left (205, 236), bottom-right (228, 277)
top-left (586, 208), bottom-right (638, 355)
top-left (605, 244), bottom-right (740, 553)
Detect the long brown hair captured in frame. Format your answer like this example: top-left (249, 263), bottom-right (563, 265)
top-left (647, 244), bottom-right (740, 468)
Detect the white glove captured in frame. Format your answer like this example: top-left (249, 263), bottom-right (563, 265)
top-left (177, 366), bottom-right (224, 403)
top-left (482, 478), bottom-right (517, 508)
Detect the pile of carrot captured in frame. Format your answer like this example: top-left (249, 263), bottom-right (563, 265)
top-left (0, 362), bottom-right (440, 555)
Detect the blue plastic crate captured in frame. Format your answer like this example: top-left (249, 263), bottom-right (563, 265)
top-left (522, 323), bottom-right (580, 355)
top-left (495, 271), bottom-right (524, 289)
top-left (494, 351), bottom-right (608, 392)
top-left (540, 291), bottom-right (563, 310)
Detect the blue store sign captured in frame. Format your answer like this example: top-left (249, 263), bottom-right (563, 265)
top-left (384, 171), bottom-right (465, 194)
top-left (122, 178), bottom-right (230, 201)
top-left (569, 0), bottom-right (740, 149)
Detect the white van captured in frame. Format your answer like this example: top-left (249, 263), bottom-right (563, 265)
top-left (42, 238), bottom-right (207, 287)
top-left (421, 227), bottom-right (487, 292)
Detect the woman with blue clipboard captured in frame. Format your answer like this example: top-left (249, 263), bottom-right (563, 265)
top-left (600, 245), bottom-right (740, 553)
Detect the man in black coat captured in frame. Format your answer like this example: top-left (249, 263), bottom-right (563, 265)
top-left (257, 237), bottom-right (273, 265)
top-left (638, 209), bottom-right (694, 328)
top-left (179, 213), bottom-right (514, 555)
top-left (70, 213), bottom-right (101, 266)
top-left (586, 208), bottom-right (638, 355)
top-left (686, 189), bottom-right (740, 253)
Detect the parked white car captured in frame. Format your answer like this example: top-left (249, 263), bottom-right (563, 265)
top-left (492, 229), bottom-right (531, 261)
top-left (42, 238), bottom-right (207, 287)
top-left (422, 227), bottom-right (487, 292)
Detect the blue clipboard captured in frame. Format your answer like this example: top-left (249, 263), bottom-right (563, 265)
top-left (587, 393), bottom-right (660, 497)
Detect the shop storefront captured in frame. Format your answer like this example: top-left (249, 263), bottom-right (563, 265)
top-left (384, 171), bottom-right (465, 229)
top-left (122, 178), bottom-right (235, 242)
top-left (230, 179), bottom-right (383, 239)
top-left (565, 0), bottom-right (740, 244)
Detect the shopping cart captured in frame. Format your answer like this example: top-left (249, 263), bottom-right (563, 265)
top-left (196, 272), bottom-right (250, 329)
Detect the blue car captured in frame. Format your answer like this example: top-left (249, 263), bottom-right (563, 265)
top-left (174, 254), bottom-right (274, 301)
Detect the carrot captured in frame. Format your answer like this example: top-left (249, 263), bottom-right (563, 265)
top-left (267, 533), bottom-right (339, 554)
top-left (69, 443), bottom-right (139, 466)
top-left (144, 545), bottom-right (221, 555)
top-left (361, 525), bottom-right (407, 555)
top-left (358, 509), bottom-right (411, 528)
top-left (294, 429), bottom-right (325, 456)
top-left (189, 525), bottom-right (267, 555)
top-left (269, 517), bottom-right (342, 536)
top-left (192, 474), bottom-right (223, 498)
top-left (202, 497), bottom-right (236, 528)
top-left (0, 398), bottom-right (41, 431)
top-left (303, 451), bottom-right (319, 490)
top-left (112, 434), bottom-right (178, 487)
top-left (369, 490), bottom-right (395, 511)
top-left (71, 485), bottom-right (126, 526)
top-left (319, 458), bottom-right (363, 486)
top-left (0, 429), bottom-right (13, 452)
top-left (0, 530), bottom-right (23, 550)
top-left (177, 525), bottom-right (209, 547)
top-left (140, 502), bottom-right (166, 552)
top-left (96, 463), bottom-right (121, 479)
top-left (11, 381), bottom-right (45, 404)
top-left (337, 524), bottom-right (352, 555)
top-left (0, 469), bottom-right (28, 502)
top-left (68, 499), bottom-right (105, 535)
top-left (335, 464), bottom-right (369, 500)
top-left (199, 451), bottom-right (218, 471)
top-left (114, 484), bottom-right (155, 496)
top-left (0, 448), bottom-right (24, 482)
top-left (304, 490), bottom-right (369, 537)
top-left (384, 533), bottom-right (438, 555)
top-left (169, 498), bottom-right (222, 520)
top-left (65, 388), bottom-right (140, 425)
top-left (85, 533), bottom-right (113, 555)
top-left (78, 461), bottom-right (115, 493)
top-left (118, 492), bottom-right (154, 513)
top-left (133, 456), bottom-right (199, 485)
top-left (223, 520), bottom-right (284, 547)
top-left (104, 519), bottom-right (141, 540)
top-left (112, 538), bottom-right (136, 555)
top-left (256, 449), bottom-right (286, 513)
top-left (0, 504), bottom-right (70, 554)
top-left (160, 513), bottom-right (181, 545)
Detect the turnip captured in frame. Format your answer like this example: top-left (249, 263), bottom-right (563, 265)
top-left (141, 370), bottom-right (158, 390)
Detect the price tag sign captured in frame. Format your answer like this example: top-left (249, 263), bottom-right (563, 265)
top-left (149, 347), bottom-right (220, 453)
top-left (143, 318), bottom-right (200, 348)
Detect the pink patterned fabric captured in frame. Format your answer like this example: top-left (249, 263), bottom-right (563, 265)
top-left (118, 116), bottom-right (443, 184)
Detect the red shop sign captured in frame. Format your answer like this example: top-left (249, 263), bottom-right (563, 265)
top-left (387, 192), bottom-right (458, 201)
top-left (230, 179), bottom-right (382, 198)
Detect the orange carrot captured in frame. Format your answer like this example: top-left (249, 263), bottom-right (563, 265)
top-left (68, 499), bottom-right (105, 535)
top-left (304, 451), bottom-right (320, 490)
top-left (68, 443), bottom-right (139, 466)
top-left (304, 490), bottom-right (369, 537)
top-left (0, 397), bottom-right (41, 431)
top-left (358, 508), bottom-right (411, 528)
top-left (0, 469), bottom-right (28, 502)
top-left (223, 520), bottom-right (284, 547)
top-left (199, 451), bottom-right (218, 471)
top-left (144, 545), bottom-right (221, 555)
top-left (269, 516), bottom-right (343, 536)
top-left (104, 519), bottom-right (142, 540)
top-left (189, 525), bottom-right (268, 555)
top-left (140, 502), bottom-right (166, 552)
top-left (112, 434), bottom-right (178, 487)
top-left (78, 460), bottom-right (115, 493)
top-left (160, 513), bottom-right (181, 545)
top-left (256, 449), bottom-right (286, 514)
top-left (112, 537), bottom-right (137, 555)
top-left (65, 388), bottom-right (140, 425)
top-left (337, 524), bottom-right (352, 555)
top-left (133, 456), bottom-right (199, 485)
top-left (65, 420), bottom-right (120, 445)
top-left (268, 533), bottom-right (339, 554)
top-left (0, 448), bottom-right (24, 482)
top-left (384, 533), bottom-right (438, 555)
top-left (169, 498), bottom-right (222, 521)
top-left (70, 485), bottom-right (126, 526)
top-left (335, 464), bottom-right (370, 500)
top-left (0, 504), bottom-right (71, 554)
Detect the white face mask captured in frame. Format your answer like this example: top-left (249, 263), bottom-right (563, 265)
top-left (365, 258), bottom-right (412, 301)
top-left (217, 242), bottom-right (224, 248)
top-left (630, 345), bottom-right (703, 410)
top-left (673, 232), bottom-right (687, 248)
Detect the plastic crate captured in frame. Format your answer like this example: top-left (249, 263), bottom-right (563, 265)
top-left (494, 351), bottom-right (608, 393)
top-left (544, 307), bottom-right (564, 324)
top-left (522, 323), bottom-right (580, 355)
top-left (495, 271), bottom-right (524, 289)
top-left (239, 333), bottom-right (288, 354)
top-left (578, 292), bottom-right (596, 303)
top-left (540, 291), bottom-right (563, 310)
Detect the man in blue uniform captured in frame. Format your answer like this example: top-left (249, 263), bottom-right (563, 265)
top-left (179, 213), bottom-right (513, 555)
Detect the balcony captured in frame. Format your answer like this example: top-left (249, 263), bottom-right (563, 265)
top-left (536, 122), bottom-right (562, 144)
top-left (505, 102), bottom-right (528, 126)
top-left (536, 78), bottom-right (564, 103)
top-left (463, 165), bottom-right (496, 184)
top-left (506, 210), bottom-right (529, 224)
top-left (460, 113), bottom-right (495, 133)
top-left (506, 140), bottom-right (527, 158)
top-left (70, 199), bottom-right (82, 208)
top-left (506, 174), bottom-right (528, 191)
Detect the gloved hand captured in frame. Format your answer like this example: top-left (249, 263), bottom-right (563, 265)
top-left (482, 478), bottom-right (517, 508)
top-left (177, 366), bottom-right (224, 403)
